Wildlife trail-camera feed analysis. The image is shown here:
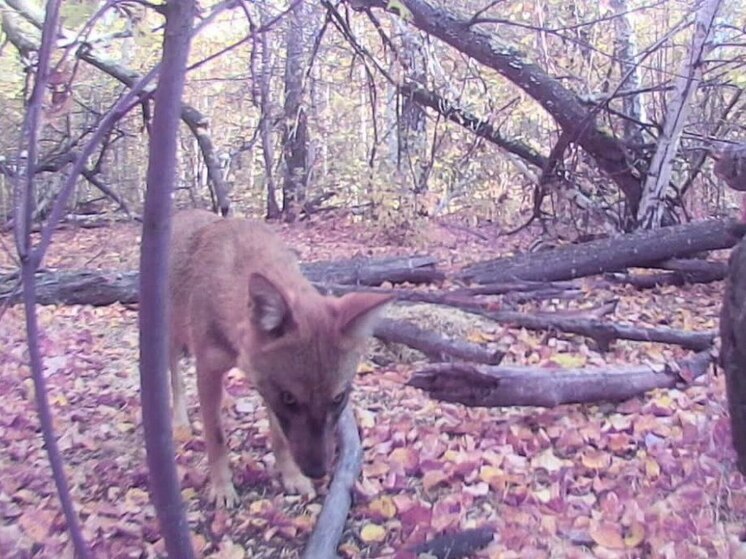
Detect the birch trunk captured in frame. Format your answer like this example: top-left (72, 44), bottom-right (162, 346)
top-left (637, 0), bottom-right (722, 228)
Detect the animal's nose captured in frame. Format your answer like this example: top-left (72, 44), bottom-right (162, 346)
top-left (301, 461), bottom-right (326, 480)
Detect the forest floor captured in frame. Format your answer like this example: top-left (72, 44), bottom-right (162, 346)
top-left (1, 214), bottom-right (745, 559)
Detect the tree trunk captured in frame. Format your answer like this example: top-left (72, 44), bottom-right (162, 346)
top-left (611, 0), bottom-right (647, 149)
top-left (282, 1), bottom-right (313, 222)
top-left (636, 0), bottom-right (722, 228)
top-left (459, 218), bottom-right (746, 284)
top-left (258, 4), bottom-right (281, 219)
top-left (720, 239), bottom-right (746, 474)
top-left (394, 20), bottom-right (429, 199)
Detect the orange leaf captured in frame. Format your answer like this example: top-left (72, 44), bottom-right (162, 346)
top-left (589, 521), bottom-right (626, 550)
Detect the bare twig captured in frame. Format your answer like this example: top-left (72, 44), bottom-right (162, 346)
top-left (303, 404), bottom-right (362, 559)
top-left (374, 318), bottom-right (504, 365)
top-left (13, 0), bottom-right (91, 556)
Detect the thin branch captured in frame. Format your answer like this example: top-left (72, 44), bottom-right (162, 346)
top-left (302, 404), bottom-right (363, 559)
top-left (13, 0), bottom-right (92, 555)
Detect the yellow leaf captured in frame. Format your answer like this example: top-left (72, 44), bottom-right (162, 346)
top-left (386, 0), bottom-right (413, 21)
top-left (116, 421), bottom-right (135, 433)
top-left (479, 465), bottom-right (503, 485)
top-left (581, 450), bottom-right (610, 470)
top-left (589, 521), bottom-right (626, 549)
top-left (645, 458), bottom-right (660, 478)
top-left (466, 329), bottom-right (492, 343)
top-left (360, 523), bottom-right (386, 543)
top-left (368, 496), bottom-right (397, 519)
top-left (249, 499), bottom-right (272, 515)
top-left (624, 521), bottom-right (646, 548)
top-left (357, 361), bottom-right (376, 375)
top-left (550, 354), bottom-right (587, 368)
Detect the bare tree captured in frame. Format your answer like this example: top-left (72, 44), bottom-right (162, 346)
top-left (257, 2), bottom-right (281, 219)
top-left (282, 0), bottom-right (315, 222)
top-left (637, 0), bottom-right (723, 228)
top-left (611, 0), bottom-right (648, 150)
top-left (138, 0), bottom-right (196, 556)
top-left (13, 1), bottom-right (92, 556)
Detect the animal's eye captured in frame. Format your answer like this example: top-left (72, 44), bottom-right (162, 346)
top-left (281, 391), bottom-right (298, 407)
top-left (333, 390), bottom-right (348, 407)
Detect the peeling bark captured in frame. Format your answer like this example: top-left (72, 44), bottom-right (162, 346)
top-left (637, 0), bottom-right (722, 228)
top-left (409, 351), bottom-right (713, 408)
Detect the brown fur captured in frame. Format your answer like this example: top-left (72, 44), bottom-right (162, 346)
top-left (168, 209), bottom-right (391, 507)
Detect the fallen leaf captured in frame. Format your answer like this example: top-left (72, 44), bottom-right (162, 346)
top-left (360, 523), bottom-right (386, 543)
top-left (589, 521), bottom-right (626, 550)
top-left (368, 496), bottom-right (397, 520)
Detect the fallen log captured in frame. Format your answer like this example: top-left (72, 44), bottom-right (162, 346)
top-left (0, 255), bottom-right (442, 307)
top-left (302, 405), bottom-right (362, 559)
top-left (374, 318), bottom-right (504, 365)
top-left (459, 219), bottom-right (746, 284)
top-left (302, 254), bottom-right (443, 286)
top-left (720, 239), bottom-right (746, 475)
top-left (322, 285), bottom-right (711, 351)
top-left (478, 309), bottom-right (716, 352)
top-left (408, 351), bottom-right (713, 408)
top-left (608, 258), bottom-right (729, 289)
top-left (408, 526), bottom-right (495, 559)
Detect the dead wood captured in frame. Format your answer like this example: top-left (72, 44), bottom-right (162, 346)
top-left (303, 254), bottom-right (443, 286)
top-left (374, 318), bottom-right (504, 365)
top-left (409, 526), bottom-right (495, 559)
top-left (321, 284), bottom-right (711, 351)
top-left (476, 308), bottom-right (716, 352)
top-left (0, 256), bottom-right (441, 307)
top-left (459, 219), bottom-right (745, 284)
top-left (452, 279), bottom-right (582, 296)
top-left (302, 405), bottom-right (362, 559)
top-left (720, 239), bottom-right (746, 474)
top-left (408, 351), bottom-right (713, 408)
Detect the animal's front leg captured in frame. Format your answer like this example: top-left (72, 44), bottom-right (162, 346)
top-left (268, 412), bottom-right (316, 498)
top-left (169, 345), bottom-right (191, 440)
top-left (196, 361), bottom-right (238, 508)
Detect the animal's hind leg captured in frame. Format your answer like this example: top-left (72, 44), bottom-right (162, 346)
top-left (170, 344), bottom-right (191, 431)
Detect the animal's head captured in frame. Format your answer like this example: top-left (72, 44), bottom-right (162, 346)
top-left (247, 273), bottom-right (391, 479)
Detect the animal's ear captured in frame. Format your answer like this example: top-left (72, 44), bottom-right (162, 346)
top-left (335, 292), bottom-right (393, 343)
top-left (249, 273), bottom-right (292, 336)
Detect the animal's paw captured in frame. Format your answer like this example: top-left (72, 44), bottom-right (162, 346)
top-left (209, 480), bottom-right (239, 509)
top-left (172, 423), bottom-right (193, 443)
top-left (280, 470), bottom-right (316, 498)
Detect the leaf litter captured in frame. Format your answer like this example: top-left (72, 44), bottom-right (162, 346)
top-left (0, 220), bottom-right (745, 558)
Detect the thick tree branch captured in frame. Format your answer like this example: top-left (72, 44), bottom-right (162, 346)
top-left (346, 0), bottom-right (643, 215)
top-left (399, 82), bottom-right (548, 169)
top-left (409, 351), bottom-right (713, 407)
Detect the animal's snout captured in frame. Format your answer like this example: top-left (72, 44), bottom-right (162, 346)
top-left (301, 460), bottom-right (326, 480)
